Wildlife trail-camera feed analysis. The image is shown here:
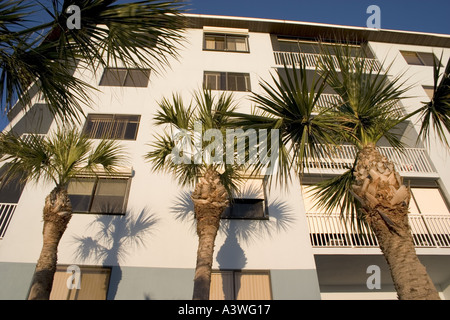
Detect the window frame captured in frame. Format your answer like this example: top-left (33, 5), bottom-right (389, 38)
top-left (203, 33), bottom-right (250, 53)
top-left (400, 51), bottom-right (439, 67)
top-left (67, 176), bottom-right (132, 215)
top-left (203, 71), bottom-right (251, 92)
top-left (82, 114), bottom-right (141, 141)
top-left (48, 265), bottom-right (111, 300)
top-left (221, 178), bottom-right (268, 220)
top-left (99, 67), bottom-right (151, 87)
top-left (210, 270), bottom-right (273, 300)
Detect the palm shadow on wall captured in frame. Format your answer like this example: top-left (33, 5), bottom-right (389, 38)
top-left (171, 185), bottom-right (296, 299)
top-left (72, 208), bottom-right (158, 300)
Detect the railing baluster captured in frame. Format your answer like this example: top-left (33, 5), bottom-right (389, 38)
top-left (0, 203), bottom-right (18, 239)
top-left (273, 51), bottom-right (381, 73)
top-left (305, 145), bottom-right (436, 176)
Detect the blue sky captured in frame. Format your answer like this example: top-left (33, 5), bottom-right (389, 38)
top-left (186, 0), bottom-right (450, 34)
top-left (1, 0), bottom-right (449, 130)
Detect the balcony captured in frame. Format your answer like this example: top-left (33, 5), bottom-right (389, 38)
top-left (313, 93), bottom-right (404, 116)
top-left (273, 51), bottom-right (382, 73)
top-left (306, 213), bottom-right (450, 249)
top-left (0, 203), bottom-right (18, 239)
top-left (304, 145), bottom-right (438, 178)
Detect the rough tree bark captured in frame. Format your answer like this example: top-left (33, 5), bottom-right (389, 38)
top-left (352, 143), bottom-right (440, 300)
top-left (191, 168), bottom-right (229, 300)
top-left (28, 186), bottom-right (72, 300)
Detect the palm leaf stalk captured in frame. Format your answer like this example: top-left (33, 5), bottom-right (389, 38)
top-left (228, 60), bottom-right (343, 186)
top-left (146, 89), bottom-right (244, 300)
top-left (0, 127), bottom-right (127, 300)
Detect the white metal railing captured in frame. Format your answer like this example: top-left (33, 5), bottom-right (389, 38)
top-left (306, 213), bottom-right (450, 248)
top-left (314, 93), bottom-right (342, 111)
top-left (19, 133), bottom-right (46, 144)
top-left (0, 203), bottom-right (18, 239)
top-left (273, 51), bottom-right (382, 73)
top-left (305, 145), bottom-right (437, 176)
top-left (313, 94), bottom-right (404, 116)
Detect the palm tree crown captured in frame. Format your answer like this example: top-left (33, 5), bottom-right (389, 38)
top-left (0, 0), bottom-right (186, 122)
top-left (146, 88), bottom-right (243, 193)
top-left (0, 127), bottom-right (127, 187)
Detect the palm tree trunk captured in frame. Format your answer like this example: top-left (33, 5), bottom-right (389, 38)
top-left (28, 186), bottom-right (72, 300)
top-left (191, 168), bottom-right (229, 300)
top-left (352, 143), bottom-right (440, 300)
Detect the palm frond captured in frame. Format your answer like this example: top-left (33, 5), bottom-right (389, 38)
top-left (42, 0), bottom-right (186, 72)
top-left (235, 61), bottom-right (344, 183)
top-left (0, 0), bottom-right (186, 123)
top-left (308, 168), bottom-right (359, 218)
top-left (147, 88), bottom-right (244, 191)
top-left (317, 42), bottom-right (411, 149)
top-left (154, 93), bottom-right (193, 129)
top-left (0, 127), bottom-right (126, 188)
top-left (0, 131), bottom-right (52, 184)
top-left (417, 55), bottom-right (450, 147)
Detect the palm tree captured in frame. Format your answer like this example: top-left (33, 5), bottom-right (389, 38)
top-left (309, 46), bottom-right (448, 300)
top-left (145, 89), bottom-right (243, 300)
top-left (0, 127), bottom-right (127, 300)
top-left (230, 46), bottom-right (448, 299)
top-left (1, 0), bottom-right (185, 122)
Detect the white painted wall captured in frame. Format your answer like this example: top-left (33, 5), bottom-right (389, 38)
top-left (0, 27), bottom-right (317, 275)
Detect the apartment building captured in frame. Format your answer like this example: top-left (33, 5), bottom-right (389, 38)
top-left (0, 14), bottom-right (449, 300)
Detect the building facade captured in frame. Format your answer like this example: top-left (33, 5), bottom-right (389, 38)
top-left (0, 14), bottom-right (449, 300)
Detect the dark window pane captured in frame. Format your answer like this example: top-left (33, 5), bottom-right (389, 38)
top-left (110, 120), bottom-right (126, 139)
top-left (99, 68), bottom-right (127, 86)
top-left (220, 72), bottom-right (227, 90)
top-left (222, 199), bottom-right (265, 219)
top-left (84, 114), bottom-right (140, 140)
top-left (418, 52), bottom-right (438, 66)
top-left (401, 51), bottom-right (424, 65)
top-left (124, 122), bottom-right (139, 140)
top-left (68, 179), bottom-right (96, 212)
top-left (204, 72), bottom-right (250, 92)
top-left (0, 175), bottom-right (26, 203)
top-left (226, 36), bottom-right (248, 52)
top-left (205, 34), bottom-right (225, 50)
top-left (278, 41), bottom-right (300, 53)
top-left (204, 72), bottom-right (221, 90)
top-left (227, 73), bottom-right (250, 91)
top-left (124, 69), bottom-right (150, 87)
top-left (90, 179), bottom-right (128, 214)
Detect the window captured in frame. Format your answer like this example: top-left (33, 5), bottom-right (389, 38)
top-left (210, 270), bottom-right (272, 300)
top-left (48, 265), bottom-right (111, 300)
top-left (400, 51), bottom-right (438, 66)
top-left (99, 67), bottom-right (150, 87)
top-left (68, 177), bottom-right (130, 214)
top-left (204, 33), bottom-right (249, 52)
top-left (222, 179), bottom-right (267, 219)
top-left (0, 165), bottom-right (26, 204)
top-left (83, 114), bottom-right (140, 140)
top-left (203, 72), bottom-right (251, 92)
